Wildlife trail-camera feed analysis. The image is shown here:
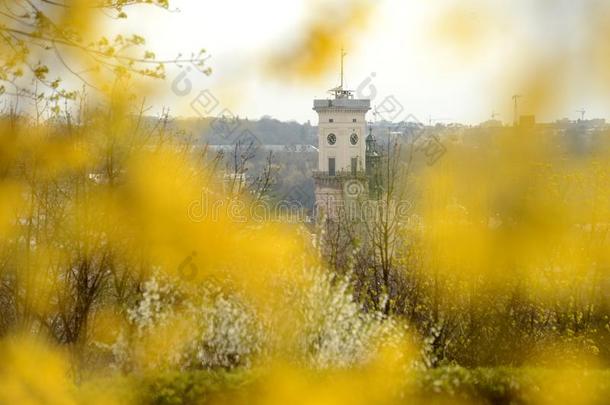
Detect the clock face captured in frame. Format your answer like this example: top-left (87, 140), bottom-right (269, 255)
top-left (327, 133), bottom-right (337, 145)
top-left (350, 133), bottom-right (359, 145)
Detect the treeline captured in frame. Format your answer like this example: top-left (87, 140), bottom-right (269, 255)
top-left (170, 115), bottom-right (317, 146)
top-left (321, 125), bottom-right (610, 367)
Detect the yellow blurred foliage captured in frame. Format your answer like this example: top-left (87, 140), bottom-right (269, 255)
top-left (0, 336), bottom-right (75, 405)
top-left (417, 128), bottom-right (610, 301)
top-left (265, 0), bottom-right (375, 82)
top-left (248, 337), bottom-right (417, 405)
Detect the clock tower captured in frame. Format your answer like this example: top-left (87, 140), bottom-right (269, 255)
top-left (313, 50), bottom-right (373, 220)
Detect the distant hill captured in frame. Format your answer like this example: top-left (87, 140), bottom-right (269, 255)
top-left (171, 116), bottom-right (318, 146)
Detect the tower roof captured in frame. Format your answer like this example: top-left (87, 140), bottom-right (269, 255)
top-left (366, 126), bottom-right (379, 156)
top-left (313, 98), bottom-right (371, 111)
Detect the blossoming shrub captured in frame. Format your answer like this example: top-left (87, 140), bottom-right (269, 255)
top-left (115, 276), bottom-right (264, 371)
top-left (287, 269), bottom-right (406, 369)
top-left (114, 268), bottom-right (408, 372)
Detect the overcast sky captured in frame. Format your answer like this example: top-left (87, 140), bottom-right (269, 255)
top-left (126, 0), bottom-right (610, 124)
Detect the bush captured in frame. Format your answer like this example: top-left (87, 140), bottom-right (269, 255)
top-left (123, 367), bottom-right (610, 405)
top-left (417, 366), bottom-right (610, 404)
top-left (114, 269), bottom-right (407, 372)
top-left (136, 370), bottom-right (252, 405)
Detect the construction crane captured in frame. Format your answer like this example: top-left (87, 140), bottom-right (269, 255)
top-left (512, 94), bottom-right (522, 126)
top-left (576, 109), bottom-right (586, 121)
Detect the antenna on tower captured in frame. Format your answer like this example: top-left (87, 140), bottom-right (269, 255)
top-left (329, 48), bottom-right (353, 99)
top-left (576, 109), bottom-right (586, 121)
top-left (340, 47), bottom-right (346, 90)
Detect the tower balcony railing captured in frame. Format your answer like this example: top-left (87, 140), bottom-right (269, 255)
top-left (313, 99), bottom-right (371, 110)
top-left (312, 170), bottom-right (368, 180)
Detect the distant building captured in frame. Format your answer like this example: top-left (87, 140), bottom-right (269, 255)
top-left (207, 144), bottom-right (317, 153)
top-left (480, 119), bottom-right (503, 128)
top-left (519, 115), bottom-right (536, 128)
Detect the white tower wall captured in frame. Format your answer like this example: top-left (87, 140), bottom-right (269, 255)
top-left (313, 99), bottom-right (370, 174)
